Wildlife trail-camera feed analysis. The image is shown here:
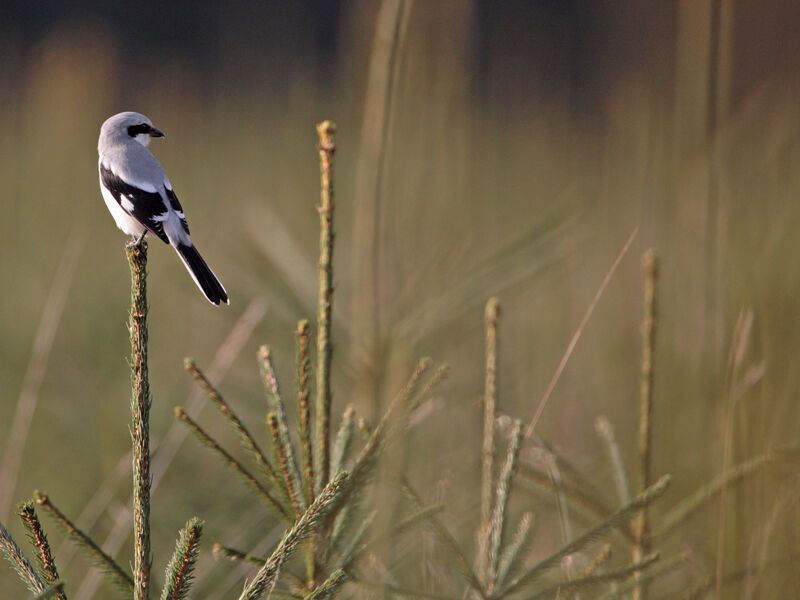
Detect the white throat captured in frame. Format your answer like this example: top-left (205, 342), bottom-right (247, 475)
top-left (134, 133), bottom-right (152, 147)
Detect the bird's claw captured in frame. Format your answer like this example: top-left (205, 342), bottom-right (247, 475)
top-left (126, 232), bottom-right (147, 248)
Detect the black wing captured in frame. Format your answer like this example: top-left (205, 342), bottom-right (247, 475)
top-left (165, 187), bottom-right (191, 236)
top-left (100, 164), bottom-right (170, 244)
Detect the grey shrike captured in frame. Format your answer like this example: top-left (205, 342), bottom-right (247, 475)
top-left (98, 111), bottom-right (228, 305)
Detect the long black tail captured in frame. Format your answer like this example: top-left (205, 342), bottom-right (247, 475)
top-left (175, 243), bottom-right (229, 305)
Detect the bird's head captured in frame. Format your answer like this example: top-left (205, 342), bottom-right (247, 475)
top-left (100, 111), bottom-right (165, 148)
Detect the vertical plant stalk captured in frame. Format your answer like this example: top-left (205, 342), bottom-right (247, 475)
top-left (633, 249), bottom-right (658, 600)
top-left (127, 243), bottom-right (152, 600)
top-left (315, 120), bottom-right (336, 496)
top-left (479, 297), bottom-right (500, 584)
top-left (488, 420), bottom-right (523, 592)
top-left (295, 319), bottom-right (316, 587)
top-left (260, 346), bottom-right (305, 516)
top-left (295, 320), bottom-right (314, 506)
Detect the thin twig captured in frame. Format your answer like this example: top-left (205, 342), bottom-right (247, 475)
top-left (0, 230), bottom-right (83, 520)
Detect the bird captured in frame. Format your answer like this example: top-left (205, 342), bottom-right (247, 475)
top-left (98, 111), bottom-right (228, 305)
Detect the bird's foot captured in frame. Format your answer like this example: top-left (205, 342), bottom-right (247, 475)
top-left (126, 232), bottom-right (147, 248)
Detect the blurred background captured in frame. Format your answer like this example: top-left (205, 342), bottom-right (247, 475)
top-left (1, 1), bottom-right (799, 597)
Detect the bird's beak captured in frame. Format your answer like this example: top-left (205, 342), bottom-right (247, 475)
top-left (150, 126), bottom-right (165, 138)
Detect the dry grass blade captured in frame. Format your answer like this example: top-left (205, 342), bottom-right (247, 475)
top-left (525, 227), bottom-right (638, 440)
top-left (0, 230), bottom-right (84, 521)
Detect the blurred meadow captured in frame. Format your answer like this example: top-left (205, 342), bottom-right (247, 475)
top-left (1, 1), bottom-right (800, 598)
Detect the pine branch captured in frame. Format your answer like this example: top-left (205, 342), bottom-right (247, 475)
top-left (212, 543), bottom-right (266, 567)
top-left (35, 491), bottom-right (133, 592)
top-left (0, 518), bottom-right (45, 595)
top-left (306, 569), bottom-right (347, 600)
top-left (267, 413), bottom-right (304, 519)
top-left (160, 517), bottom-right (203, 600)
top-left (260, 346), bottom-right (305, 517)
top-left (487, 419), bottom-right (522, 590)
top-left (294, 319), bottom-right (314, 507)
top-left (494, 512), bottom-right (534, 591)
top-left (498, 475), bottom-right (670, 597)
top-left (175, 407), bottom-right (291, 520)
top-left (401, 480), bottom-right (484, 595)
top-left (18, 502), bottom-right (64, 599)
top-left (184, 358), bottom-right (280, 487)
top-left (238, 471), bottom-right (349, 600)
top-left (523, 553), bottom-right (660, 600)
